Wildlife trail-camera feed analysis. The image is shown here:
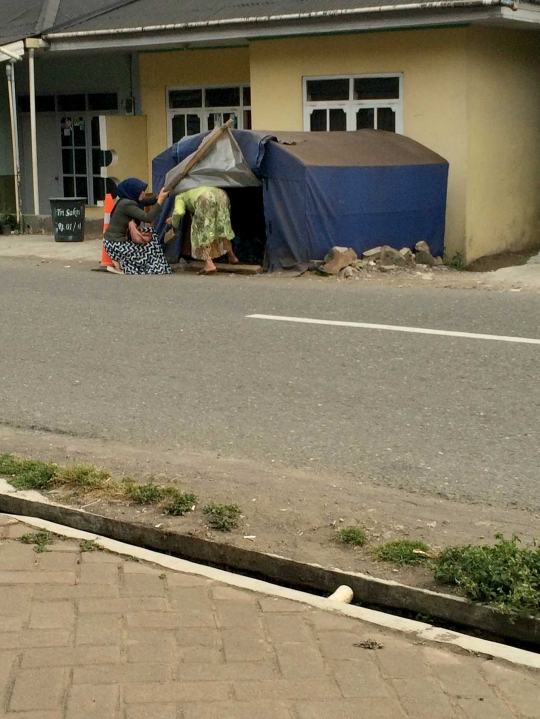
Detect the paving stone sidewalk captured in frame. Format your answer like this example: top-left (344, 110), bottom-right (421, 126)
top-left (1, 515), bottom-right (538, 719)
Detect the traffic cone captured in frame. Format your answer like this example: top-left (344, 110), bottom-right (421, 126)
top-left (93, 193), bottom-right (115, 271)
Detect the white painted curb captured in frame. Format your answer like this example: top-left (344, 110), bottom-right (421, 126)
top-left (4, 511), bottom-right (540, 672)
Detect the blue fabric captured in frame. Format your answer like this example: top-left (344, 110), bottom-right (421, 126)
top-left (117, 177), bottom-right (148, 209)
top-left (153, 131), bottom-right (449, 271)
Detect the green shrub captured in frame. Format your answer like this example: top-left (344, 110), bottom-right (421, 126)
top-left (124, 481), bottom-right (164, 505)
top-left (435, 534), bottom-right (540, 617)
top-left (0, 454), bottom-right (56, 490)
top-left (162, 490), bottom-right (198, 516)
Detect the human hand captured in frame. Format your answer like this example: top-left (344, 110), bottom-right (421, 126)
top-left (165, 217), bottom-right (172, 226)
top-left (157, 188), bottom-right (170, 204)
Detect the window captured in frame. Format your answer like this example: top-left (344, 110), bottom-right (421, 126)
top-left (303, 75), bottom-right (403, 133)
top-left (167, 85), bottom-right (251, 144)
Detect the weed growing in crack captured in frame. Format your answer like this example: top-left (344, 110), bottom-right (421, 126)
top-left (336, 526), bottom-right (367, 547)
top-left (19, 529), bottom-right (56, 553)
top-left (203, 503), bottom-right (241, 532)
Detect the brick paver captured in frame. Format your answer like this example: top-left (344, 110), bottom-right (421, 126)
top-left (1, 514), bottom-right (539, 718)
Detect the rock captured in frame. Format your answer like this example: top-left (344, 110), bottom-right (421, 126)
top-left (308, 260), bottom-right (325, 272)
top-left (414, 250), bottom-right (435, 267)
top-left (433, 256), bottom-right (443, 266)
top-left (338, 266), bottom-right (360, 280)
top-left (321, 247), bottom-right (358, 275)
top-left (415, 240), bottom-right (431, 253)
top-left (378, 264), bottom-right (398, 273)
top-left (363, 246), bottom-right (382, 260)
top-left (380, 245), bottom-right (407, 267)
top-left (399, 247), bottom-right (415, 264)
top-left (350, 259), bottom-right (368, 270)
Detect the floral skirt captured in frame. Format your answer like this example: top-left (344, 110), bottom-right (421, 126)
top-left (104, 231), bottom-right (171, 275)
top-left (191, 188), bottom-right (235, 261)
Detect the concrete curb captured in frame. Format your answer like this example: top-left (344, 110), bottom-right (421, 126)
top-left (4, 510), bottom-right (540, 672)
top-left (1, 484), bottom-right (539, 652)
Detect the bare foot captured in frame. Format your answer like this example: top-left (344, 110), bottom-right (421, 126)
top-left (227, 252), bottom-right (240, 265)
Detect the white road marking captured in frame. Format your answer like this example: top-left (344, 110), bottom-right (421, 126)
top-left (246, 314), bottom-right (540, 346)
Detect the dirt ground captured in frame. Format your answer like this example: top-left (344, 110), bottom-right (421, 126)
top-left (1, 425), bottom-right (538, 595)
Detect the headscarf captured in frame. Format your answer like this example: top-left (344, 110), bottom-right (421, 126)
top-left (115, 178), bottom-right (148, 210)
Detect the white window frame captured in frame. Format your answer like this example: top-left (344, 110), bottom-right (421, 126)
top-left (166, 84), bottom-right (251, 145)
top-left (303, 74), bottom-right (403, 134)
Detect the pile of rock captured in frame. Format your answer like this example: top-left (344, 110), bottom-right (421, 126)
top-left (311, 242), bottom-right (446, 279)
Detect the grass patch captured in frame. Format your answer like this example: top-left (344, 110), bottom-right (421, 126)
top-left (56, 464), bottom-right (111, 490)
top-left (123, 480), bottom-right (165, 505)
top-left (163, 489), bottom-right (198, 516)
top-left (446, 251), bottom-right (467, 271)
top-left (337, 526), bottom-right (367, 547)
top-left (435, 534), bottom-right (540, 618)
top-left (19, 529), bottom-right (56, 553)
top-left (0, 454), bottom-right (56, 490)
top-left (203, 503), bottom-right (241, 532)
top-left (80, 539), bottom-right (102, 552)
top-left (376, 539), bottom-right (432, 566)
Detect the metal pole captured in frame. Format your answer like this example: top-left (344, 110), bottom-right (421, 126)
top-left (6, 62), bottom-right (22, 226)
top-left (28, 48), bottom-right (40, 215)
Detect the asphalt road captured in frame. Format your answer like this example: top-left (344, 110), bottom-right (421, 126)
top-left (1, 261), bottom-right (539, 509)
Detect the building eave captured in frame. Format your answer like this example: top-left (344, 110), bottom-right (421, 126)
top-left (40, 3), bottom-right (540, 54)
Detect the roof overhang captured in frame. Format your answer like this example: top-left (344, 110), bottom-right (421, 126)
top-left (42, 1), bottom-right (540, 54)
top-left (0, 40), bottom-right (25, 64)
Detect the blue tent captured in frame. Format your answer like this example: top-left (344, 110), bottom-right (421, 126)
top-left (152, 129), bottom-right (449, 270)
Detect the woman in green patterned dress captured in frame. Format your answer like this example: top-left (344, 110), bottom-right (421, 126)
top-left (168, 186), bottom-right (239, 275)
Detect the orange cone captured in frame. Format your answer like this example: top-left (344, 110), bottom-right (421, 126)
top-left (99, 193), bottom-right (115, 268)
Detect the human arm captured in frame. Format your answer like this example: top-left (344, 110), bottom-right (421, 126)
top-left (171, 194), bottom-right (186, 230)
top-left (124, 188), bottom-right (169, 223)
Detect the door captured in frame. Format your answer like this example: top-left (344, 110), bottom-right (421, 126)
top-left (20, 115), bottom-right (62, 215)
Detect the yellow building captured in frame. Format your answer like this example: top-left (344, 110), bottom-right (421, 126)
top-left (31, 2), bottom-right (540, 261)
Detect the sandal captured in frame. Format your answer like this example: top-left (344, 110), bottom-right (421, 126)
top-left (106, 266), bottom-right (124, 275)
top-left (198, 269), bottom-right (217, 276)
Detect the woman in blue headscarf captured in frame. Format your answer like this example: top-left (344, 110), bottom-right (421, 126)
top-left (103, 178), bottom-right (171, 275)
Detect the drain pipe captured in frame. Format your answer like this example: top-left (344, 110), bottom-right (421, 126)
top-left (5, 62), bottom-right (22, 228)
top-left (46, 0), bottom-right (519, 39)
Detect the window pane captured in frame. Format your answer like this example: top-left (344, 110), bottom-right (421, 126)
top-left (186, 114), bottom-right (201, 135)
top-left (223, 112), bottom-right (237, 128)
top-left (105, 178), bottom-right (117, 198)
top-left (354, 77), bottom-right (400, 100)
top-left (62, 149), bottom-right (74, 175)
top-left (93, 177), bottom-right (105, 203)
top-left (306, 79), bottom-right (349, 102)
top-left (172, 115), bottom-right (186, 142)
top-left (377, 107), bottom-right (396, 132)
top-left (73, 117), bottom-right (86, 147)
top-left (61, 117), bottom-right (73, 146)
top-left (63, 176), bottom-right (75, 197)
top-left (356, 108), bottom-right (375, 130)
top-left (310, 109), bottom-right (327, 132)
top-left (243, 109), bottom-right (252, 130)
top-left (205, 86), bottom-right (240, 107)
top-left (329, 108), bottom-right (346, 131)
top-left (58, 94), bottom-right (86, 111)
top-left (88, 93), bottom-right (118, 111)
top-left (91, 116), bottom-right (101, 146)
top-left (243, 86), bottom-right (251, 106)
top-left (75, 149), bottom-right (87, 174)
top-left (76, 176), bottom-right (88, 199)
top-left (207, 113), bottom-right (220, 131)
top-left (169, 89), bottom-right (202, 108)
top-left (92, 149), bottom-right (103, 175)
top-left (36, 95), bottom-right (55, 112)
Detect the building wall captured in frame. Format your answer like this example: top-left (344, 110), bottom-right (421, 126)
top-left (0, 74), bottom-right (15, 212)
top-left (249, 29), bottom-right (469, 257)
top-left (465, 27), bottom-right (540, 261)
top-left (138, 47), bottom-right (251, 185)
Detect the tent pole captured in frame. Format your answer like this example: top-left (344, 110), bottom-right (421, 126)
top-left (28, 48), bottom-right (40, 215)
top-left (6, 62), bottom-right (22, 226)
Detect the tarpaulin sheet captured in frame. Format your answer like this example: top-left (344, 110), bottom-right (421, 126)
top-left (152, 129), bottom-right (449, 270)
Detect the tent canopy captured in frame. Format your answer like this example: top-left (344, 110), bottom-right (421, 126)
top-left (153, 129), bottom-right (449, 270)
